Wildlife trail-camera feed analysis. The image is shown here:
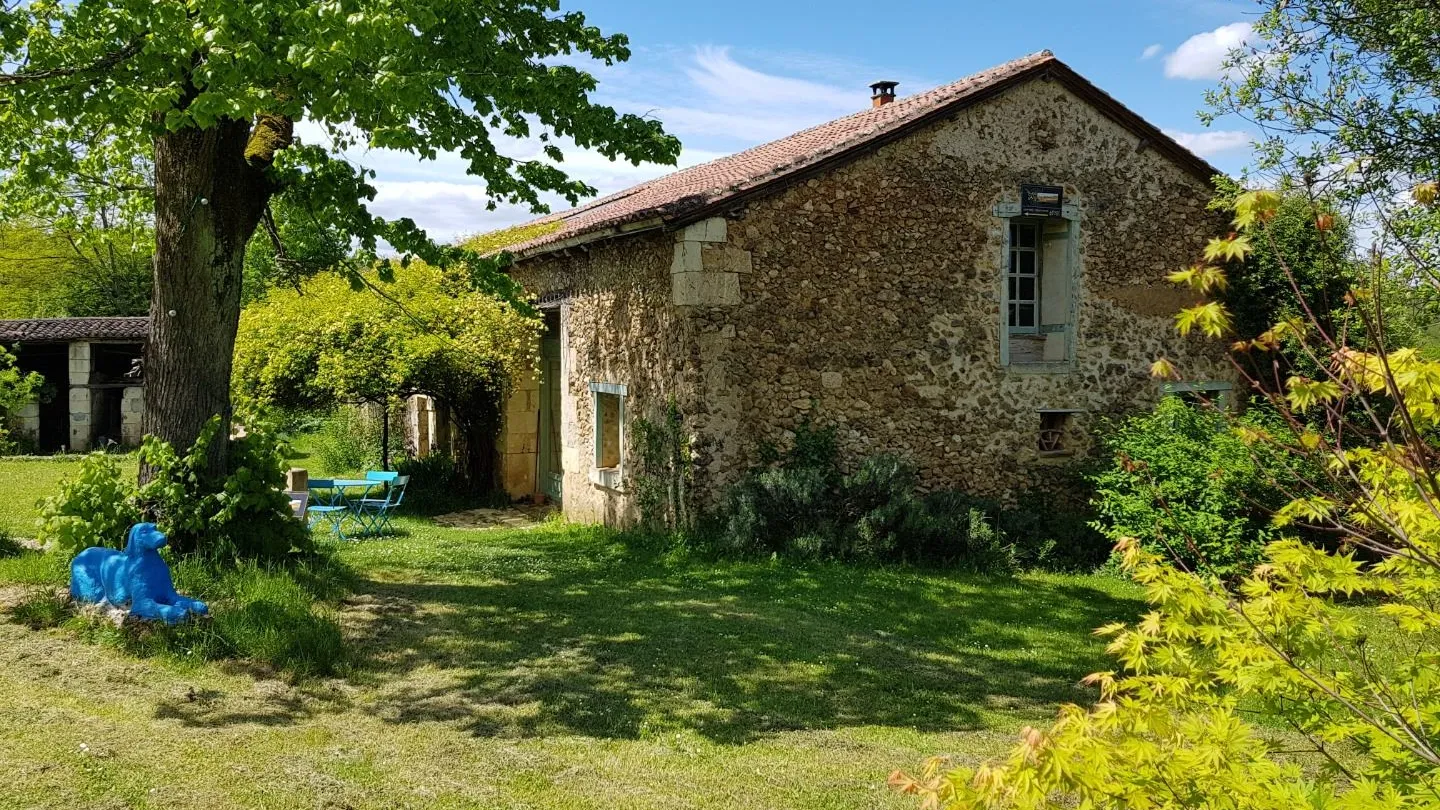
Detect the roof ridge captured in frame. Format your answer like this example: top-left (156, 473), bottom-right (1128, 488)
top-left (565, 50), bottom-right (1058, 219)
top-left (482, 49), bottom-right (1215, 259)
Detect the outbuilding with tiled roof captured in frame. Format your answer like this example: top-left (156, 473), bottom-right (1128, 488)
top-left (1, 316), bottom-right (147, 453)
top-left (0, 316), bottom-right (149, 344)
top-left (482, 51), bottom-right (1236, 524)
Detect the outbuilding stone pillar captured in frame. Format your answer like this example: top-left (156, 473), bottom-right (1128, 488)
top-left (67, 342), bottom-right (91, 452)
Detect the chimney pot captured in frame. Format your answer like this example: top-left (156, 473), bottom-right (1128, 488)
top-left (870, 80), bottom-right (899, 108)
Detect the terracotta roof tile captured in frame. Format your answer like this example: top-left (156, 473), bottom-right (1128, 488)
top-left (0, 317), bottom-right (149, 343)
top-left (495, 50), bottom-right (1218, 260)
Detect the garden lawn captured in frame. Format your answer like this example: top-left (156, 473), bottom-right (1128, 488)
top-left (0, 455), bottom-right (1143, 810)
top-left (0, 453), bottom-right (137, 538)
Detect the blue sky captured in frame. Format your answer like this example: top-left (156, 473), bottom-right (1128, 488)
top-left (337, 0), bottom-right (1262, 242)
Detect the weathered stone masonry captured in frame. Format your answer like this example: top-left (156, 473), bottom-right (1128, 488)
top-left (500, 71), bottom-right (1231, 524)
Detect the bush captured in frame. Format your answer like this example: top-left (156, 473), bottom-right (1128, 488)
top-left (914, 490), bottom-right (1108, 573)
top-left (394, 451), bottom-right (482, 514)
top-left (36, 453), bottom-right (142, 552)
top-left (38, 418), bottom-right (310, 561)
top-left (1090, 397), bottom-right (1299, 579)
top-left (0, 529), bottom-right (23, 558)
top-left (310, 406), bottom-right (383, 475)
top-left (715, 423), bottom-right (1104, 570)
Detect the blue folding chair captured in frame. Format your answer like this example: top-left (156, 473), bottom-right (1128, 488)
top-left (306, 478), bottom-right (351, 540)
top-left (355, 475), bottom-right (408, 536)
top-left (365, 470), bottom-right (399, 484)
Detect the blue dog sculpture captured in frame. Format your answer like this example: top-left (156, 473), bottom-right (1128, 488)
top-left (69, 523), bottom-right (208, 625)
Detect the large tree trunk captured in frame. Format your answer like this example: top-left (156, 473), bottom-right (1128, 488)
top-left (143, 119), bottom-right (274, 475)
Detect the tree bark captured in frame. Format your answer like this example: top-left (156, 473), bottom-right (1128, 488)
top-left (143, 119), bottom-right (273, 476)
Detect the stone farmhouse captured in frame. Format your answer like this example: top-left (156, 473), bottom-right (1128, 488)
top-left (484, 50), bottom-right (1233, 524)
top-left (0, 317), bottom-right (147, 453)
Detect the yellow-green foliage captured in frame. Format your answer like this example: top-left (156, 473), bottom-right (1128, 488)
top-left (0, 225), bottom-right (71, 318)
top-left (896, 191), bottom-right (1440, 808)
top-left (459, 220), bottom-right (562, 256)
top-left (233, 261), bottom-right (542, 414)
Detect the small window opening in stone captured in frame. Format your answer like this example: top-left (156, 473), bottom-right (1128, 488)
top-left (1162, 382), bottom-right (1233, 410)
top-left (1038, 411), bottom-right (1071, 455)
top-left (595, 392), bottom-right (622, 469)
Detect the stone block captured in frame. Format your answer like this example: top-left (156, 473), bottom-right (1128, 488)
top-left (677, 217), bottom-right (726, 244)
top-left (502, 453), bottom-right (537, 498)
top-left (506, 389), bottom-right (537, 418)
top-left (702, 243), bottom-right (753, 274)
top-left (17, 401), bottom-right (39, 419)
top-left (68, 342), bottom-right (90, 361)
top-left (286, 468), bottom-right (309, 491)
top-left (121, 414), bottom-right (142, 446)
top-left (671, 241), bottom-right (703, 274)
top-left (672, 272), bottom-right (741, 307)
top-left (504, 429), bottom-right (538, 455)
top-left (821, 371), bottom-right (843, 389)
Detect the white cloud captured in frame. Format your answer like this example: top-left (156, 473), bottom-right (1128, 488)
top-left (364, 144), bottom-right (727, 243)
top-left (1165, 22), bottom-right (1252, 80)
top-left (614, 46), bottom-right (889, 145)
top-left (291, 47), bottom-right (928, 242)
top-left (685, 46), bottom-right (860, 111)
top-left (1140, 44), bottom-right (1163, 61)
top-left (1163, 129), bottom-right (1253, 157)
top-left (294, 117), bottom-right (728, 243)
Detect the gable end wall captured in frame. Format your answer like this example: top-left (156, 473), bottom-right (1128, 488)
top-left (506, 76), bottom-right (1232, 523)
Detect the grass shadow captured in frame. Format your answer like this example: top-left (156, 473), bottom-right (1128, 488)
top-left (338, 523), bottom-right (1144, 744)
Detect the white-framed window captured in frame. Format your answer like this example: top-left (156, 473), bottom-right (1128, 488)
top-left (589, 381), bottom-right (626, 488)
top-left (995, 199), bottom-right (1079, 369)
top-left (1007, 220), bottom-right (1041, 333)
top-left (1162, 380), bottom-right (1234, 410)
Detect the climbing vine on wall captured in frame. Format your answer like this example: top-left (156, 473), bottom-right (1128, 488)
top-left (630, 400), bottom-right (694, 535)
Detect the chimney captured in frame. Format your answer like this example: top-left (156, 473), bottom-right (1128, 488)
top-left (870, 80), bottom-right (898, 108)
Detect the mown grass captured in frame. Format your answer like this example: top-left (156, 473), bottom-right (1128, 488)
top-left (0, 453), bottom-right (1145, 809)
top-left (0, 452), bottom-right (137, 537)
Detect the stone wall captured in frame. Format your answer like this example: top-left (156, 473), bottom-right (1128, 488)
top-left (505, 231), bottom-right (697, 524)
top-left (499, 375), bottom-right (540, 500)
top-left (684, 76), bottom-right (1232, 499)
top-left (67, 342), bottom-right (91, 452)
top-left (500, 75), bottom-right (1232, 523)
top-left (14, 401), bottom-right (40, 444)
top-left (120, 385), bottom-right (143, 446)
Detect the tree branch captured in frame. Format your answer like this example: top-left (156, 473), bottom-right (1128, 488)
top-left (0, 37), bottom-right (145, 88)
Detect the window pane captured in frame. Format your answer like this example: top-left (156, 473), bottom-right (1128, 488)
top-left (1008, 277), bottom-right (1017, 298)
top-left (596, 392), bottom-right (622, 469)
top-left (1017, 304), bottom-right (1035, 327)
top-left (1009, 223), bottom-right (1020, 246)
top-left (1019, 277), bottom-right (1036, 301)
top-left (1018, 252), bottom-right (1035, 275)
top-left (1017, 224), bottom-right (1036, 248)
top-left (1007, 303), bottom-right (1018, 326)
